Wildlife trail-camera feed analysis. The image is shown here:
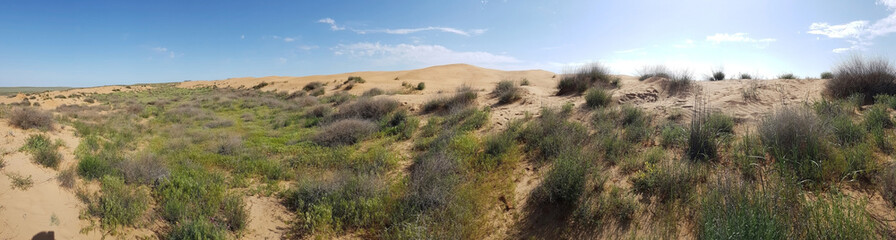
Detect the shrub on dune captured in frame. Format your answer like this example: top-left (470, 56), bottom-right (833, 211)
top-left (556, 63), bottom-right (617, 95)
top-left (313, 119), bottom-right (378, 147)
top-left (826, 56), bottom-right (896, 103)
top-left (9, 107), bottom-right (53, 130)
top-left (492, 80), bottom-right (523, 104)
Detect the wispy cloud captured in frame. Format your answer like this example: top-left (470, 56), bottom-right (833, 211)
top-left (268, 35), bottom-right (298, 42)
top-left (614, 47), bottom-right (646, 55)
top-left (706, 33), bottom-right (777, 44)
top-left (151, 46), bottom-right (179, 58)
top-left (331, 42), bottom-right (518, 67)
top-left (808, 0), bottom-right (896, 53)
top-left (674, 39), bottom-right (696, 48)
top-left (317, 18), bottom-right (345, 31)
top-left (317, 18), bottom-right (485, 36)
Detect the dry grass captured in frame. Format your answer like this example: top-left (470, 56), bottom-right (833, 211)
top-left (9, 107), bottom-right (53, 130)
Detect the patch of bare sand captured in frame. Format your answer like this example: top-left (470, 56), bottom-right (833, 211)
top-left (243, 195), bottom-right (291, 240)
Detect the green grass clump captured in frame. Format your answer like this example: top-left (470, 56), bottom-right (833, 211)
top-left (167, 220), bottom-right (227, 240)
top-left (687, 109), bottom-right (732, 161)
top-left (492, 80), bottom-right (523, 104)
top-left (631, 159), bottom-right (698, 203)
top-left (699, 177), bottom-right (790, 240)
top-left (830, 115), bottom-right (865, 146)
top-left (637, 65), bottom-right (671, 81)
top-left (333, 97), bottom-right (399, 121)
top-left (733, 133), bottom-right (765, 180)
top-left (521, 108), bottom-right (589, 161)
top-left (821, 71), bottom-right (834, 79)
top-left (778, 73), bottom-right (796, 79)
top-left (662, 71), bottom-right (693, 96)
top-left (88, 176), bottom-right (150, 231)
top-left (740, 73), bottom-right (753, 79)
top-left (22, 134), bottom-right (62, 169)
top-left (557, 63), bottom-right (616, 95)
top-left (423, 86), bottom-right (478, 114)
top-left (863, 105), bottom-right (892, 130)
top-left (382, 110), bottom-right (419, 140)
top-left (660, 124), bottom-right (687, 148)
top-left (584, 87), bottom-right (612, 109)
top-left (875, 94), bottom-right (896, 109)
top-left (6, 172), bottom-right (33, 190)
top-left (362, 88), bottom-right (385, 97)
top-left (416, 82), bottom-right (426, 90)
top-left (535, 151), bottom-right (588, 204)
top-left (758, 106), bottom-right (830, 182)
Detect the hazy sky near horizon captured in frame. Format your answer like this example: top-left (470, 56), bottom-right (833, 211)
top-left (2, 0), bottom-right (896, 87)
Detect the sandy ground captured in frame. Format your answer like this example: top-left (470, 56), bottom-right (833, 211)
top-left (0, 63), bottom-right (852, 239)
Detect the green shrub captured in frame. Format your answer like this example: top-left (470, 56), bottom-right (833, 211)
top-left (875, 94), bottom-right (896, 109)
top-left (167, 220), bottom-right (227, 240)
top-left (362, 88), bottom-right (385, 97)
top-left (662, 71), bottom-right (693, 96)
top-left (9, 107), bottom-right (53, 130)
top-left (282, 174), bottom-right (389, 237)
top-left (821, 72), bottom-right (834, 79)
top-left (535, 152), bottom-right (588, 204)
top-left (346, 76), bottom-right (365, 83)
top-left (322, 92), bottom-right (353, 105)
top-left (303, 81), bottom-right (324, 91)
top-left (740, 73), bottom-right (753, 79)
top-left (416, 82), bottom-right (426, 90)
top-left (252, 81), bottom-right (269, 90)
top-left (556, 63), bottom-right (616, 95)
top-left (423, 86), bottom-right (478, 114)
top-left (733, 133), bottom-right (765, 180)
top-left (758, 106), bottom-right (830, 182)
top-left (863, 105), bottom-right (892, 130)
top-left (221, 194), bottom-right (248, 231)
top-left (584, 88), bottom-right (612, 109)
top-left (89, 176), bottom-right (150, 230)
top-left (826, 55), bottom-right (896, 103)
top-left (492, 80), bottom-right (522, 104)
top-left (881, 163), bottom-right (896, 206)
top-left (382, 110), bottom-right (419, 140)
top-left (521, 108), bottom-right (589, 161)
top-left (637, 65), bottom-right (671, 81)
top-left (711, 69), bottom-right (725, 81)
top-left (631, 159), bottom-right (698, 203)
top-left (839, 143), bottom-right (876, 181)
top-left (699, 177), bottom-right (791, 239)
top-left (830, 115), bottom-right (864, 146)
top-left (6, 172), bottom-right (33, 190)
top-left (22, 134), bottom-right (61, 169)
top-left (779, 73), bottom-right (796, 79)
top-left (660, 124), bottom-right (687, 148)
top-left (78, 155), bottom-right (114, 180)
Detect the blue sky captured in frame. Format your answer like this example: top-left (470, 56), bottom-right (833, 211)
top-left (1, 0), bottom-right (895, 87)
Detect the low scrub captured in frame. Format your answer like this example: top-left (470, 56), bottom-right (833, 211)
top-left (637, 65), bottom-right (671, 81)
top-left (521, 108), bottom-right (589, 161)
top-left (115, 152), bottom-right (169, 185)
top-left (534, 152), bottom-right (588, 204)
top-left (661, 71), bottom-right (693, 96)
top-left (492, 80), bottom-right (523, 104)
top-left (281, 174), bottom-right (389, 237)
top-left (313, 119), bottom-right (378, 147)
top-left (821, 71), bottom-right (834, 79)
top-left (758, 106), bottom-right (830, 182)
top-left (584, 88), bottom-right (612, 109)
top-left (86, 176), bottom-right (150, 231)
top-left (557, 63), bottom-right (617, 95)
top-left (826, 56), bottom-right (896, 103)
top-left (779, 73), bottom-right (797, 79)
top-left (423, 86), bottom-right (478, 114)
top-left (362, 88), bottom-right (385, 97)
top-left (22, 134), bottom-right (62, 169)
top-left (631, 159), bottom-right (699, 203)
top-left (9, 107), bottom-right (53, 130)
top-left (333, 97), bottom-right (399, 121)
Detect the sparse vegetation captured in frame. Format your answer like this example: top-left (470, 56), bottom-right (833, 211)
top-left (821, 71), bottom-right (834, 79)
top-left (661, 70), bottom-right (693, 96)
top-left (9, 107), bottom-right (53, 130)
top-left (22, 134), bottom-right (62, 169)
top-left (637, 65), bottom-right (671, 81)
top-left (557, 63), bottom-right (617, 95)
top-left (740, 73), bottom-right (753, 79)
top-left (492, 80), bottom-right (523, 104)
top-left (423, 86), bottom-right (478, 114)
top-left (778, 73), bottom-right (796, 79)
top-left (826, 56), bottom-right (896, 103)
top-left (584, 87), bottom-right (611, 109)
top-left (7, 172), bottom-right (34, 190)
top-left (710, 67), bottom-right (725, 81)
top-left (313, 119), bottom-right (378, 146)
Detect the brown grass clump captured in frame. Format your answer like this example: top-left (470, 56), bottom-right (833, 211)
top-left (826, 55), bottom-right (896, 103)
top-left (423, 86), bottom-right (478, 114)
top-left (9, 107), bottom-right (53, 130)
top-left (333, 97), bottom-right (399, 120)
top-left (556, 63), bottom-right (617, 95)
top-left (492, 80), bottom-right (523, 104)
top-left (312, 119), bottom-right (378, 146)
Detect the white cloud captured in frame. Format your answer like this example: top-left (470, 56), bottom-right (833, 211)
top-left (151, 47), bottom-right (168, 53)
top-left (808, 1), bottom-right (896, 52)
top-left (298, 45), bottom-right (318, 51)
top-left (240, 35), bottom-right (245, 39)
top-left (614, 48), bottom-right (645, 54)
top-left (807, 21), bottom-right (868, 38)
top-left (674, 39), bottom-right (696, 48)
top-left (317, 18), bottom-right (484, 36)
top-left (331, 42), bottom-right (519, 67)
top-left (269, 35), bottom-right (297, 42)
top-left (283, 37), bottom-right (295, 42)
top-left (317, 18), bottom-right (345, 31)
top-left (706, 33), bottom-right (776, 44)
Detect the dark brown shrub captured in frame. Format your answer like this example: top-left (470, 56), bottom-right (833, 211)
top-left (826, 56), bottom-right (896, 103)
top-left (312, 119), bottom-right (377, 146)
top-left (9, 107), bottom-right (53, 130)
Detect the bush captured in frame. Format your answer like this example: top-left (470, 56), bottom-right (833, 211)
top-left (346, 76), bottom-right (365, 83)
top-left (863, 105), bottom-right (892, 130)
top-left (333, 97), bottom-right (399, 121)
top-left (521, 108), bottom-right (589, 161)
top-left (688, 109), bottom-right (722, 161)
top-left (282, 174), bottom-right (389, 237)
top-left (115, 153), bottom-right (169, 185)
top-left (637, 65), bottom-right (671, 81)
top-left (699, 176), bottom-right (791, 239)
top-left (6, 172), bottom-right (33, 190)
top-left (535, 152), bottom-right (588, 204)
top-left (57, 166), bottom-right (77, 189)
top-left (830, 115), bottom-right (864, 146)
top-left (821, 72), bottom-right (834, 79)
top-left (662, 70), bottom-right (693, 96)
top-left (422, 86), bottom-right (478, 114)
top-left (22, 134), bottom-right (61, 169)
top-left (252, 81), bottom-right (269, 90)
top-left (556, 63), bottom-right (616, 95)
top-left (90, 176), bottom-right (150, 230)
top-left (221, 194), bottom-right (248, 231)
top-left (740, 73), bottom-right (753, 79)
top-left (310, 88), bottom-right (325, 96)
top-left (8, 107), bottom-right (53, 130)
top-left (631, 159), bottom-right (698, 203)
top-left (303, 81), bottom-right (324, 91)
top-left (322, 92), bottom-right (353, 105)
top-left (492, 80), bottom-right (523, 104)
top-left (742, 80), bottom-right (760, 101)
top-left (362, 88), bottom-right (385, 97)
top-left (758, 106), bottom-right (830, 181)
top-left (416, 82), bottom-right (426, 90)
top-left (167, 220), bottom-right (227, 240)
top-left (78, 155), bottom-right (114, 180)
top-left (779, 73), bottom-right (797, 79)
top-left (313, 119), bottom-right (378, 147)
top-left (711, 68), bottom-right (725, 81)
top-left (881, 163), bottom-right (896, 206)
top-left (660, 124), bottom-right (687, 148)
top-left (584, 88), bottom-right (612, 109)
top-left (382, 110), bottom-right (419, 140)
top-left (826, 56), bottom-right (896, 103)
top-left (307, 105), bottom-right (333, 119)
top-left (875, 94), bottom-right (896, 109)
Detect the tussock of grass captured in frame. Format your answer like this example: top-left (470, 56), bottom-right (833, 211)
top-left (423, 86), bottom-right (478, 114)
top-left (313, 119), bottom-right (378, 147)
top-left (333, 97), bottom-right (398, 121)
top-left (661, 71), bottom-right (693, 96)
top-left (22, 134), bottom-right (62, 169)
top-left (758, 106), bottom-right (831, 182)
top-left (492, 80), bottom-right (523, 104)
top-left (584, 87), bottom-right (612, 109)
top-left (557, 63), bottom-right (617, 95)
top-left (637, 65), bottom-right (671, 81)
